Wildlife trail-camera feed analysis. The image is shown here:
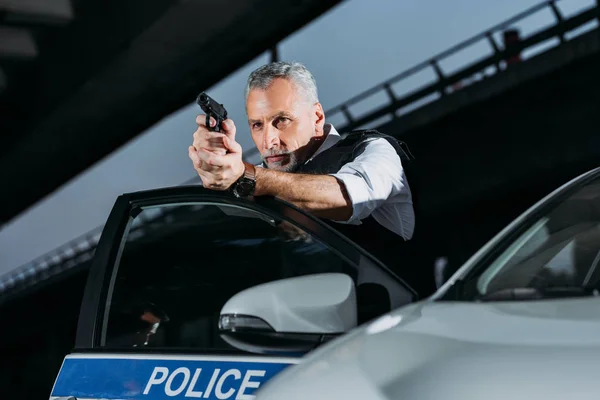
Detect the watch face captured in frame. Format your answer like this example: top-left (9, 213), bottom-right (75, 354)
top-left (233, 178), bottom-right (255, 198)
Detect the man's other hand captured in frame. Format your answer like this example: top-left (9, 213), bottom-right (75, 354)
top-left (192, 114), bottom-right (232, 156)
top-left (189, 116), bottom-right (245, 191)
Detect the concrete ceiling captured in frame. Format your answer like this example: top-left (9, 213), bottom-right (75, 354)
top-left (0, 0), bottom-right (344, 225)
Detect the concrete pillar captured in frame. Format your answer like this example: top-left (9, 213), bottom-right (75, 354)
top-left (270, 45), bottom-right (279, 63)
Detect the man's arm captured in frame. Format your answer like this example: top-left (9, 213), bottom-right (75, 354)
top-left (254, 138), bottom-right (408, 223)
top-left (190, 120), bottom-right (407, 223)
top-left (254, 168), bottom-right (353, 221)
top-left (330, 138), bottom-right (408, 224)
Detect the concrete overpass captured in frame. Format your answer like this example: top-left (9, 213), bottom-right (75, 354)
top-left (0, 0), bottom-right (344, 226)
top-left (393, 29), bottom-right (600, 280)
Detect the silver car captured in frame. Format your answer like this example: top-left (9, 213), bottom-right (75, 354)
top-left (251, 166), bottom-right (600, 400)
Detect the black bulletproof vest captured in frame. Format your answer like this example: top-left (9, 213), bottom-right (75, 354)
top-left (295, 129), bottom-right (419, 280)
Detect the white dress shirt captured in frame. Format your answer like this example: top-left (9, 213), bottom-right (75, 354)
top-left (304, 123), bottom-right (415, 240)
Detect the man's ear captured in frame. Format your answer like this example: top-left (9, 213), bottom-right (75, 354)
top-left (314, 102), bottom-right (325, 133)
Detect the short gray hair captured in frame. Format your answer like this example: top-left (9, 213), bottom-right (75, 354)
top-left (245, 61), bottom-right (319, 105)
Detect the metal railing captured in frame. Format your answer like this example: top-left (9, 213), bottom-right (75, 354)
top-left (325, 0), bottom-right (600, 133)
top-left (0, 201), bottom-right (204, 299)
top-left (0, 151), bottom-right (259, 298)
top-left (1, 0), bottom-right (598, 299)
top-left (0, 224), bottom-right (103, 297)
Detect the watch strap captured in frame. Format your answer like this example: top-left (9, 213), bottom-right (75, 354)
top-left (242, 161), bottom-right (256, 181)
top-left (229, 161), bottom-right (256, 198)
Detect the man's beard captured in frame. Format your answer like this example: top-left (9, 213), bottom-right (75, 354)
top-left (261, 148), bottom-right (300, 172)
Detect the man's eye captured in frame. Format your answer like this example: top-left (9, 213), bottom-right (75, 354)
top-left (252, 122), bottom-right (262, 129)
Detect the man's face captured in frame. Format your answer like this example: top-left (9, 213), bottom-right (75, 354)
top-left (246, 78), bottom-right (325, 172)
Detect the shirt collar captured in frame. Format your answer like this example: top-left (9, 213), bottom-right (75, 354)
top-left (307, 123), bottom-right (341, 162)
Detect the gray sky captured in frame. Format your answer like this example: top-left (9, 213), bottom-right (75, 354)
top-left (0, 0), bottom-right (596, 276)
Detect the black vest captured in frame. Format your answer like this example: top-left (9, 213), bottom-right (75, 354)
top-left (295, 129), bottom-right (420, 285)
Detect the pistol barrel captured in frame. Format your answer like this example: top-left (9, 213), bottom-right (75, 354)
top-left (197, 93), bottom-right (227, 119)
top-left (197, 93), bottom-right (210, 107)
top-left (197, 92), bottom-right (228, 132)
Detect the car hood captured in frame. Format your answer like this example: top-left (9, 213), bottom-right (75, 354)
top-left (255, 298), bottom-right (600, 400)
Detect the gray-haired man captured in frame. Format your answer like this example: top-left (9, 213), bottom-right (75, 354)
top-left (189, 61), bottom-right (419, 287)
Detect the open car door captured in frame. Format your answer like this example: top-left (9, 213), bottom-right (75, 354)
top-left (49, 186), bottom-right (416, 399)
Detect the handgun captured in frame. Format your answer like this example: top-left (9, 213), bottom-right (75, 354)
top-left (196, 92), bottom-right (228, 133)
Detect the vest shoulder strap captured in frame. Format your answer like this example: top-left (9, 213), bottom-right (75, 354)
top-left (336, 129), bottom-right (416, 163)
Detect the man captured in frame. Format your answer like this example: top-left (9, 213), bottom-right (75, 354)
top-left (189, 61), bottom-right (417, 283)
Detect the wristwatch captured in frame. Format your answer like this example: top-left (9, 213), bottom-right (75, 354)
top-left (230, 162), bottom-right (256, 198)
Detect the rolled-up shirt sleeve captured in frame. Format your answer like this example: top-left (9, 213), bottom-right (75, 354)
top-left (329, 138), bottom-right (407, 224)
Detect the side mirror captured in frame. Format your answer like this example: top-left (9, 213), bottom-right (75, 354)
top-left (219, 273), bottom-right (357, 355)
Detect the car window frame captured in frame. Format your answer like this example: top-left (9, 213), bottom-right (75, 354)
top-left (74, 185), bottom-right (417, 351)
top-left (434, 166), bottom-right (600, 301)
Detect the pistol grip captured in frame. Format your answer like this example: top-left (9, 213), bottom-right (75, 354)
top-left (206, 114), bottom-right (222, 133)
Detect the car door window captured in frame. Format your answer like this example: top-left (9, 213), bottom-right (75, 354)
top-left (100, 201), bottom-right (410, 352)
top-left (463, 176), bottom-right (600, 298)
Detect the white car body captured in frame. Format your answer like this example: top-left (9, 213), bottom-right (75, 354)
top-left (254, 166), bottom-right (600, 400)
top-left (253, 299), bottom-right (600, 400)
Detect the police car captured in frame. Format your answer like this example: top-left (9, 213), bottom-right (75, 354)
top-left (250, 166), bottom-right (600, 400)
top-left (49, 185), bottom-right (419, 399)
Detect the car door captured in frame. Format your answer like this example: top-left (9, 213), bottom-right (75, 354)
top-left (49, 186), bottom-right (416, 400)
